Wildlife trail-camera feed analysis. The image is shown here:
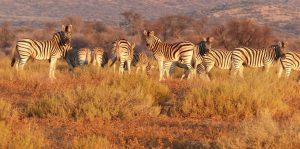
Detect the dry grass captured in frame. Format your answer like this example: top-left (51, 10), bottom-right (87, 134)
top-left (1, 57), bottom-right (300, 148)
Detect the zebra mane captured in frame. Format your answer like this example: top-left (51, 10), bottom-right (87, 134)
top-left (198, 41), bottom-right (207, 56)
top-left (53, 31), bottom-right (66, 46)
top-left (152, 35), bottom-right (162, 43)
top-left (273, 45), bottom-right (283, 60)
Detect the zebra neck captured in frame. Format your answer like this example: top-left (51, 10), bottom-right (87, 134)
top-left (150, 39), bottom-right (162, 53)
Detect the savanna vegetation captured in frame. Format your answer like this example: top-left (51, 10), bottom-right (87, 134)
top-left (0, 11), bottom-right (300, 148)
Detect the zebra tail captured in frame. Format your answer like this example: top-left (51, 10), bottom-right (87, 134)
top-left (10, 44), bottom-right (17, 67)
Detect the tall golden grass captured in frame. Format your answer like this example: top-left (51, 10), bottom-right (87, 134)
top-left (0, 57), bottom-right (300, 148)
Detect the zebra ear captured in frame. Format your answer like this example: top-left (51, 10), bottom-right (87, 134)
top-left (131, 43), bottom-right (136, 49)
top-left (278, 41), bottom-right (284, 48)
top-left (67, 25), bottom-right (72, 32)
top-left (143, 30), bottom-right (148, 36)
top-left (149, 31), bottom-right (154, 36)
top-left (62, 25), bottom-right (66, 31)
top-left (207, 37), bottom-right (214, 43)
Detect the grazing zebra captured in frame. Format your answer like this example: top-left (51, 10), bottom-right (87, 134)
top-left (198, 49), bottom-right (232, 80)
top-left (92, 47), bottom-right (109, 68)
top-left (65, 48), bottom-right (92, 71)
top-left (11, 25), bottom-right (73, 79)
top-left (143, 30), bottom-right (195, 81)
top-left (131, 52), bottom-right (154, 75)
top-left (278, 51), bottom-right (299, 79)
top-left (110, 39), bottom-right (135, 74)
top-left (231, 41), bottom-right (286, 78)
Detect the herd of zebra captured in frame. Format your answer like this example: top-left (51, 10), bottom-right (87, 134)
top-left (10, 24), bottom-right (300, 81)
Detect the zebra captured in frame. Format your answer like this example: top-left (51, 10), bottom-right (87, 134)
top-left (65, 48), bottom-right (92, 71)
top-left (11, 25), bottom-right (73, 79)
top-left (110, 39), bottom-right (135, 74)
top-left (197, 49), bottom-right (232, 80)
top-left (231, 41), bottom-right (286, 78)
top-left (169, 37), bottom-right (213, 79)
top-left (131, 52), bottom-right (154, 75)
top-left (278, 51), bottom-right (300, 79)
top-left (143, 30), bottom-right (196, 81)
top-left (92, 47), bottom-right (109, 68)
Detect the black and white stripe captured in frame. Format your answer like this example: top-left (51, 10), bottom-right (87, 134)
top-left (131, 52), bottom-right (154, 75)
top-left (92, 47), bottom-right (109, 68)
top-left (278, 51), bottom-right (299, 79)
top-left (170, 37), bottom-right (213, 79)
top-left (143, 30), bottom-right (195, 81)
top-left (11, 25), bottom-right (72, 79)
top-left (198, 49), bottom-right (232, 80)
top-left (110, 39), bottom-right (135, 74)
top-left (231, 41), bottom-right (286, 77)
top-left (65, 48), bottom-right (91, 71)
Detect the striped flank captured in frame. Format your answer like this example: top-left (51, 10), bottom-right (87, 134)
top-left (110, 39), bottom-right (135, 74)
top-left (278, 51), bottom-right (299, 79)
top-left (143, 30), bottom-right (195, 81)
top-left (231, 41), bottom-right (286, 78)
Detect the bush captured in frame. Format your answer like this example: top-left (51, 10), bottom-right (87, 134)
top-left (71, 135), bottom-right (112, 149)
top-left (210, 19), bottom-right (274, 50)
top-left (25, 73), bottom-right (169, 120)
top-left (179, 70), bottom-right (293, 120)
top-left (0, 100), bottom-right (12, 120)
top-left (0, 122), bottom-right (46, 149)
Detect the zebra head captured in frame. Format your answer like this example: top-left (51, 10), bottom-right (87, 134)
top-left (143, 30), bottom-right (160, 49)
top-left (198, 37), bottom-right (214, 55)
top-left (60, 24), bottom-right (73, 46)
top-left (274, 41), bottom-right (287, 60)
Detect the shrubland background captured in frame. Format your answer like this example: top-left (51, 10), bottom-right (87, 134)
top-left (0, 0), bottom-right (300, 148)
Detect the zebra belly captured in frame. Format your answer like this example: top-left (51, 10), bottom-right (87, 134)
top-left (34, 54), bottom-right (51, 60)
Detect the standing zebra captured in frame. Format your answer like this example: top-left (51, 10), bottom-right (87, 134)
top-left (11, 25), bottom-right (73, 79)
top-left (110, 39), bottom-right (135, 74)
top-left (198, 49), bottom-right (232, 80)
top-left (169, 37), bottom-right (213, 79)
top-left (92, 47), bottom-right (109, 68)
top-left (65, 48), bottom-right (92, 71)
top-left (278, 51), bottom-right (299, 79)
top-left (143, 30), bottom-right (195, 81)
top-left (131, 52), bottom-right (154, 75)
top-left (231, 41), bottom-right (286, 78)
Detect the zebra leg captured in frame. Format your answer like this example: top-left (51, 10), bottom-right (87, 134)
top-left (238, 66), bottom-right (244, 78)
top-left (204, 64), bottom-right (214, 81)
top-left (164, 62), bottom-right (172, 79)
top-left (158, 60), bottom-right (165, 81)
top-left (49, 57), bottom-right (57, 79)
top-left (182, 60), bottom-right (194, 79)
top-left (136, 66), bottom-right (141, 74)
top-left (142, 65), bottom-right (146, 74)
top-left (18, 56), bottom-right (30, 71)
top-left (284, 68), bottom-right (291, 79)
top-left (113, 63), bottom-right (116, 73)
top-left (169, 62), bottom-right (177, 78)
top-left (119, 59), bottom-right (125, 74)
top-left (277, 65), bottom-right (283, 78)
top-left (15, 58), bottom-right (20, 71)
top-left (66, 57), bottom-right (75, 72)
top-left (78, 60), bottom-right (85, 70)
top-left (127, 60), bottom-right (132, 74)
top-left (99, 58), bottom-right (103, 69)
top-left (264, 64), bottom-right (271, 73)
top-left (230, 62), bottom-right (240, 78)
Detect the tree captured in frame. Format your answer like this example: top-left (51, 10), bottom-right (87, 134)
top-left (210, 19), bottom-right (274, 50)
top-left (120, 11), bottom-right (144, 36)
top-left (0, 22), bottom-right (15, 49)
